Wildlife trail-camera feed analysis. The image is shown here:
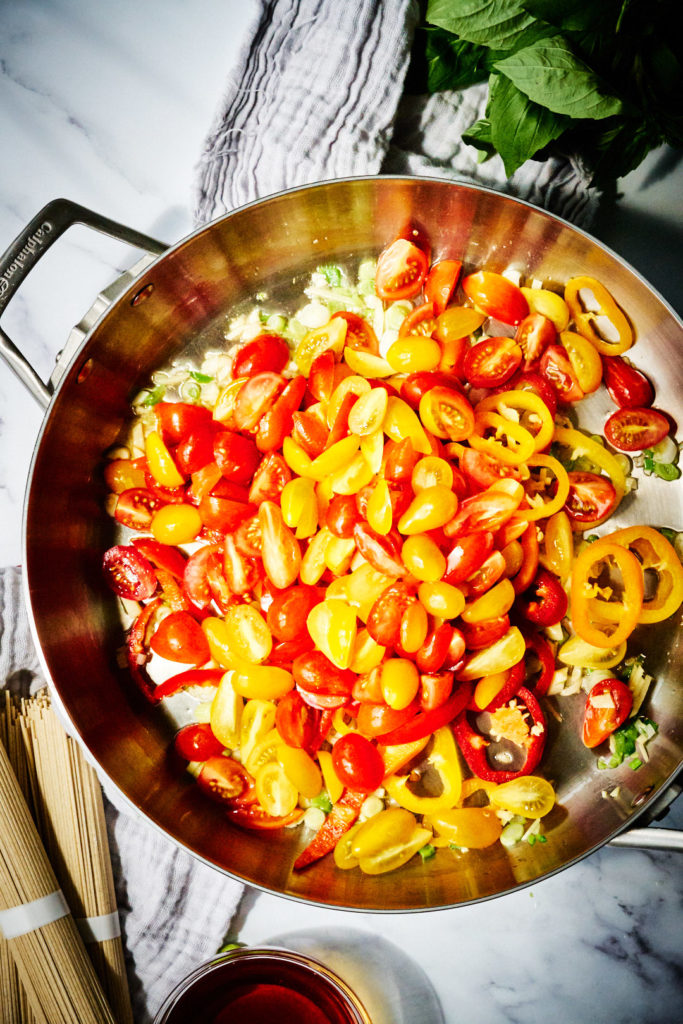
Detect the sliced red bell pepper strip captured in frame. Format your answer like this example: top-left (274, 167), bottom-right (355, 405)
top-left (517, 567), bottom-right (567, 627)
top-left (482, 660), bottom-right (525, 712)
top-left (453, 685), bottom-right (546, 784)
top-left (326, 391), bottom-right (359, 448)
top-left (378, 682), bottom-right (472, 746)
top-left (511, 517), bottom-right (539, 594)
top-left (293, 789), bottom-right (366, 870)
top-left (126, 598), bottom-right (163, 703)
top-left (154, 668), bottom-right (225, 701)
top-left (523, 630), bottom-right (556, 697)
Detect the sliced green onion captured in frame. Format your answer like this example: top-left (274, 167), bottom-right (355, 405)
top-left (190, 371), bottom-right (214, 383)
top-left (419, 844), bottom-right (436, 861)
top-left (316, 264), bottom-right (343, 288)
top-left (629, 757), bottom-right (643, 771)
top-left (654, 462), bottom-right (681, 481)
top-left (500, 822), bottom-right (525, 847)
top-left (142, 384), bottom-right (166, 407)
top-left (310, 792), bottom-right (333, 814)
top-left (657, 527), bottom-right (678, 544)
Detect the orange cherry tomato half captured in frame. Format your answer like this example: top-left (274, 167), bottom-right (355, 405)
top-left (150, 611), bottom-right (210, 665)
top-left (332, 311), bottom-right (379, 355)
top-left (603, 407), bottom-right (670, 452)
top-left (582, 679), bottom-right (633, 748)
top-left (564, 471), bottom-right (617, 525)
top-left (115, 488), bottom-right (164, 531)
top-left (375, 239), bottom-right (429, 301)
top-left (463, 337), bottom-right (523, 388)
top-left (156, 402), bottom-right (213, 445)
top-left (398, 301), bottom-right (438, 338)
top-left (461, 271), bottom-right (529, 326)
top-left (515, 313), bottom-right (556, 368)
top-left (418, 385), bottom-right (475, 441)
top-left (424, 260), bottom-right (462, 314)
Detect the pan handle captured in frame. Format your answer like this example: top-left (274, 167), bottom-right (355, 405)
top-left (608, 828), bottom-right (683, 852)
top-left (0, 198), bottom-right (167, 408)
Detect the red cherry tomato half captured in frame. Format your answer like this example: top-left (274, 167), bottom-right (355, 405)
top-left (233, 372), bottom-right (285, 431)
top-left (102, 545), bottom-right (157, 600)
top-left (275, 690), bottom-right (321, 749)
top-left (267, 586), bottom-right (322, 642)
top-left (539, 345), bottom-right (584, 403)
top-left (460, 615), bottom-right (510, 651)
top-left (132, 538), bottom-right (187, 579)
top-left (332, 311), bottom-right (379, 354)
top-left (231, 334), bottom-right (290, 379)
top-left (603, 407), bottom-right (670, 452)
top-left (564, 471), bottom-right (617, 525)
top-left (401, 371), bottom-right (464, 410)
top-left (459, 448), bottom-right (525, 491)
top-left (198, 756), bottom-right (256, 806)
top-left (383, 438), bottom-right (420, 483)
top-left (174, 425), bottom-right (218, 476)
top-left (424, 260), bottom-right (462, 314)
top-left (366, 581), bottom-right (415, 647)
top-left (517, 568), bottom-right (568, 627)
top-left (375, 238), bottom-right (429, 301)
top-left (444, 491), bottom-right (518, 538)
top-left (416, 623), bottom-right (454, 674)
top-left (463, 337), bottom-right (523, 388)
top-left (213, 430), bottom-right (261, 484)
top-left (291, 409), bottom-right (329, 457)
top-left (149, 610), bottom-right (210, 665)
top-left (443, 531), bottom-right (494, 586)
top-left (308, 350), bottom-right (336, 404)
top-left (582, 679), bottom-right (633, 748)
top-left (114, 488), bottom-right (164, 530)
top-left (461, 271), bottom-right (529, 326)
top-left (353, 523), bottom-right (405, 577)
top-left (292, 651), bottom-right (355, 697)
top-left (256, 374), bottom-right (307, 453)
top-left (156, 402), bottom-right (213, 445)
top-left (226, 803), bottom-right (302, 830)
top-left (331, 732), bottom-right (385, 792)
top-left (356, 702), bottom-right (418, 738)
top-left (514, 313), bottom-right (556, 368)
top-left (397, 301), bottom-right (437, 338)
top-left (601, 356), bottom-right (654, 409)
top-left (327, 494), bottom-right (362, 538)
top-left (419, 670), bottom-right (454, 711)
top-left (248, 453), bottom-right (291, 504)
top-left (174, 723), bottom-right (225, 761)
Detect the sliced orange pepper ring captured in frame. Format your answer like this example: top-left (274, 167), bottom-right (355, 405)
top-left (564, 276), bottom-right (633, 356)
top-left (597, 526), bottom-right (683, 624)
top-left (570, 539), bottom-right (644, 648)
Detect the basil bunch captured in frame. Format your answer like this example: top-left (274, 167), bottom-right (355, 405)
top-left (420, 0), bottom-right (682, 186)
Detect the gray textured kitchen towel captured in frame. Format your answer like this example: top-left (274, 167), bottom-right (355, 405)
top-left (194, 0), bottom-right (598, 227)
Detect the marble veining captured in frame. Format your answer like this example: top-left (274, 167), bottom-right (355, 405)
top-left (0, 3), bottom-right (681, 1022)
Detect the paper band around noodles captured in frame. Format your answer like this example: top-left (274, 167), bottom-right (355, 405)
top-left (75, 910), bottom-right (122, 943)
top-left (0, 889), bottom-right (70, 939)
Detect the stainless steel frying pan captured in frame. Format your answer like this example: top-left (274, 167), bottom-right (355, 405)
top-left (1, 179), bottom-right (681, 911)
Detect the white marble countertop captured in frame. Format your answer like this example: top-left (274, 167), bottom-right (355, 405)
top-left (1, 3), bottom-right (682, 1022)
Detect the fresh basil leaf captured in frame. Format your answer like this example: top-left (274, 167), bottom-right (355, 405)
top-left (461, 117), bottom-right (496, 158)
top-left (426, 0), bottom-right (551, 52)
top-left (521, 0), bottom-right (612, 35)
top-left (425, 27), bottom-right (502, 92)
top-left (494, 36), bottom-right (624, 120)
top-left (574, 118), bottom-right (657, 187)
top-left (489, 71), bottom-right (568, 176)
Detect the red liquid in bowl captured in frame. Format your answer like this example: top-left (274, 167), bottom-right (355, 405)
top-left (156, 949), bottom-right (368, 1024)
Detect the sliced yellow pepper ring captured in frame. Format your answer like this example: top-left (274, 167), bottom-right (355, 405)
top-left (457, 776), bottom-right (499, 806)
top-left (552, 427), bottom-right (626, 529)
top-left (469, 411), bottom-right (535, 466)
top-left (570, 539), bottom-right (644, 648)
top-left (384, 726), bottom-right (462, 814)
top-left (518, 453), bottom-right (570, 522)
top-left (564, 276), bottom-right (633, 355)
top-left (598, 525), bottom-right (683, 624)
top-left (475, 389), bottom-right (554, 453)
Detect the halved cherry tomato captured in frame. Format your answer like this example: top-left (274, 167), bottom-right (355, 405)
top-left (103, 545), bottom-right (157, 600)
top-left (603, 407), bottom-right (670, 452)
top-left (213, 430), bottom-right (260, 484)
top-left (419, 386), bottom-right (475, 441)
top-left (375, 238), bottom-right (429, 301)
top-left (150, 610), bottom-right (210, 665)
top-left (174, 723), bottom-right (225, 761)
top-left (444, 491), bottom-right (518, 538)
top-left (401, 371), bottom-right (463, 410)
top-left (231, 334), bottom-right (290, 379)
top-left (425, 260), bottom-right (462, 314)
top-left (366, 581), bottom-right (415, 647)
top-left (397, 301), bottom-right (437, 338)
top-left (539, 345), bottom-right (584, 403)
top-left (291, 409), bottom-right (328, 457)
top-left (564, 472), bottom-right (617, 525)
top-left (115, 488), bottom-right (164, 530)
top-left (332, 312), bottom-right (379, 354)
top-left (419, 670), bottom-right (454, 710)
top-left (132, 538), bottom-right (187, 579)
top-left (233, 372), bottom-right (285, 430)
top-left (463, 337), bottom-right (522, 388)
top-left (198, 481), bottom-right (255, 534)
top-left (144, 470), bottom-right (187, 504)
top-left (174, 425), bottom-right (218, 476)
top-left (331, 733), bottom-right (385, 791)
top-left (443, 532), bottom-right (494, 585)
top-left (461, 271), bottom-right (529, 326)
top-left (517, 568), bottom-right (568, 627)
top-left (356, 702), bottom-right (418, 738)
top-left (292, 650), bottom-right (355, 697)
top-left (460, 615), bottom-right (510, 651)
top-left (248, 453), bottom-right (291, 504)
top-left (328, 494), bottom-right (362, 537)
top-left (275, 690), bottom-right (321, 750)
top-left (383, 438), bottom-right (420, 482)
top-left (515, 313), bottom-right (556, 367)
top-left (183, 544), bottom-right (221, 609)
top-left (156, 402), bottom-right (213, 445)
top-left (227, 803), bottom-right (303, 830)
top-left (267, 586), bottom-right (322, 642)
top-left (582, 679), bottom-right (633, 748)
top-left (353, 522), bottom-right (405, 577)
top-left (198, 756), bottom-right (257, 806)
top-left (416, 623), bottom-right (454, 674)
top-left (308, 350), bottom-right (336, 403)
top-left (256, 375), bottom-right (307, 452)
top-left (601, 356), bottom-right (654, 409)
top-left (459, 449), bottom-right (524, 491)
